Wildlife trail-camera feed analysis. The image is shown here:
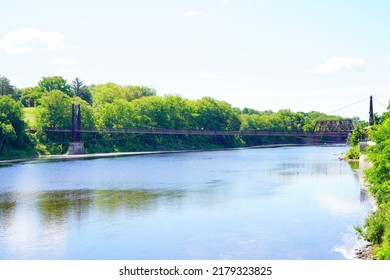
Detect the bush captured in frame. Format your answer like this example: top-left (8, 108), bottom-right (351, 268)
top-left (345, 145), bottom-right (360, 160)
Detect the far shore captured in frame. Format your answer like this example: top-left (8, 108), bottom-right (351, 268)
top-left (0, 143), bottom-right (307, 166)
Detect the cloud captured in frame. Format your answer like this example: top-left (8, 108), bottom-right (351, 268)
top-left (0, 28), bottom-right (66, 54)
top-left (202, 72), bottom-right (223, 80)
top-left (182, 10), bottom-right (206, 17)
top-left (309, 57), bottom-right (366, 74)
top-left (46, 57), bottom-right (75, 66)
top-left (318, 194), bottom-right (364, 216)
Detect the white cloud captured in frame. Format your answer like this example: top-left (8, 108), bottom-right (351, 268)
top-left (0, 28), bottom-right (66, 54)
top-left (202, 72), bottom-right (223, 80)
top-left (46, 57), bottom-right (75, 66)
top-left (309, 57), bottom-right (366, 74)
top-left (182, 10), bottom-right (206, 17)
top-left (383, 57), bottom-right (390, 63)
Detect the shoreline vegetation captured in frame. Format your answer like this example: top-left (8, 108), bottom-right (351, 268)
top-left (342, 154), bottom-right (376, 260)
top-left (343, 110), bottom-right (390, 260)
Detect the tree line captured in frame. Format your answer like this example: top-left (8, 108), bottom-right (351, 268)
top-left (1, 74), bottom-right (349, 158)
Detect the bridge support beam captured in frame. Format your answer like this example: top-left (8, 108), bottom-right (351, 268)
top-left (67, 142), bottom-right (84, 155)
top-left (67, 104), bottom-right (84, 155)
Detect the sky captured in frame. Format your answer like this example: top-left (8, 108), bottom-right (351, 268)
top-left (1, 0), bottom-right (389, 121)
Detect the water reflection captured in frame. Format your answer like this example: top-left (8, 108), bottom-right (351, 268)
top-left (0, 193), bottom-right (17, 228)
top-left (0, 146), bottom-right (373, 259)
top-left (94, 189), bottom-right (160, 212)
top-left (37, 188), bottom-right (185, 221)
top-left (38, 190), bottom-right (93, 223)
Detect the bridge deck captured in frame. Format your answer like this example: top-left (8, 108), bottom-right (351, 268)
top-left (39, 128), bottom-right (351, 137)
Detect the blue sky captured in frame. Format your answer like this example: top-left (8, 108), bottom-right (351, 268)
top-left (1, 0), bottom-right (389, 120)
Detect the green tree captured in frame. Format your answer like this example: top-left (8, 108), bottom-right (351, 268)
top-left (37, 90), bottom-right (73, 129)
top-left (0, 75), bottom-right (14, 96)
top-left (126, 85), bottom-right (156, 100)
top-left (71, 78), bottom-right (92, 104)
top-left (38, 76), bottom-right (73, 97)
top-left (95, 100), bottom-right (135, 129)
top-left (36, 90), bottom-right (95, 154)
top-left (357, 107), bottom-right (390, 259)
top-left (349, 121), bottom-right (369, 146)
top-left (194, 97), bottom-right (241, 131)
top-left (20, 86), bottom-right (43, 107)
top-left (0, 75), bottom-right (21, 101)
top-left (0, 95), bottom-right (26, 152)
top-left (91, 83), bottom-right (128, 107)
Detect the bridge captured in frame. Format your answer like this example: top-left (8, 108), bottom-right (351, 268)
top-left (36, 104), bottom-right (356, 154)
top-left (43, 126), bottom-right (353, 138)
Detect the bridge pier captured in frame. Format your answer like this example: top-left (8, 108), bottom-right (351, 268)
top-left (67, 142), bottom-right (84, 155)
top-left (67, 104), bottom-right (84, 155)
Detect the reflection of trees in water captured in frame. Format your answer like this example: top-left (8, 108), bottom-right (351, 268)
top-left (38, 189), bottom-right (94, 222)
top-left (0, 193), bottom-right (16, 227)
top-left (37, 188), bottom-right (185, 223)
top-left (94, 189), bottom-right (160, 212)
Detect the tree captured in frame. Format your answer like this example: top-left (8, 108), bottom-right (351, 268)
top-left (0, 95), bottom-right (26, 152)
top-left (36, 90), bottom-right (95, 154)
top-left (20, 87), bottom-right (43, 107)
top-left (37, 90), bottom-right (73, 129)
top-left (126, 85), bottom-right (156, 100)
top-left (349, 121), bottom-right (369, 146)
top-left (0, 75), bottom-right (20, 101)
top-left (356, 116), bottom-right (390, 259)
top-left (71, 78), bottom-right (92, 104)
top-left (38, 76), bottom-right (73, 97)
top-left (194, 97), bottom-right (241, 131)
top-left (0, 75), bottom-right (14, 96)
top-left (91, 83), bottom-right (128, 107)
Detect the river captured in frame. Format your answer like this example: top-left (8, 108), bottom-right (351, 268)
top-left (0, 145), bottom-right (372, 259)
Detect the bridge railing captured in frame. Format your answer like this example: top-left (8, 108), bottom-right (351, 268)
top-left (39, 127), bottom-right (351, 137)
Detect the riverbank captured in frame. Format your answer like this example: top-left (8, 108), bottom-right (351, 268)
top-left (0, 144), bottom-right (304, 166)
top-left (353, 154), bottom-right (376, 260)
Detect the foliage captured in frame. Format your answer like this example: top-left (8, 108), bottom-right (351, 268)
top-left (358, 113), bottom-right (390, 259)
top-left (344, 145), bottom-right (360, 160)
top-left (20, 87), bottom-right (43, 107)
top-left (91, 82), bottom-right (156, 107)
top-left (349, 121), bottom-right (369, 146)
top-left (0, 95), bottom-right (33, 158)
top-left (36, 90), bottom-right (95, 154)
top-left (71, 78), bottom-right (92, 104)
top-left (38, 76), bottom-right (73, 97)
top-left (0, 75), bottom-right (20, 100)
top-left (0, 74), bottom-right (353, 157)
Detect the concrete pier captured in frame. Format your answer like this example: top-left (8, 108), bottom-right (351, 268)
top-left (67, 142), bottom-right (84, 155)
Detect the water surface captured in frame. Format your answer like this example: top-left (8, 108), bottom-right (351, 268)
top-left (0, 146), bottom-right (371, 259)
